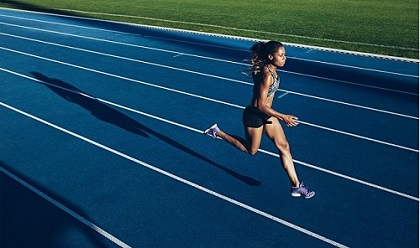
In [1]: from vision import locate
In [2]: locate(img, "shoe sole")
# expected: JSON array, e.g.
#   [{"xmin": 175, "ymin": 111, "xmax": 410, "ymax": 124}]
[
  {"xmin": 291, "ymin": 192, "xmax": 315, "ymax": 199},
  {"xmin": 204, "ymin": 124, "xmax": 218, "ymax": 137}
]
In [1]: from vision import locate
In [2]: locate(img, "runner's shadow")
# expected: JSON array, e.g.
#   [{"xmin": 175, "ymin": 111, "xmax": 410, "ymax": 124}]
[
  {"xmin": 31, "ymin": 72, "xmax": 149, "ymax": 138},
  {"xmin": 31, "ymin": 72, "xmax": 261, "ymax": 186}
]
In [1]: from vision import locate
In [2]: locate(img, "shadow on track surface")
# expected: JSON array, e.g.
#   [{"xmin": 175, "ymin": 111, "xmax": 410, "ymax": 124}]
[
  {"xmin": 31, "ymin": 72, "xmax": 261, "ymax": 187},
  {"xmin": 31, "ymin": 72, "xmax": 151, "ymax": 138},
  {"xmin": 0, "ymin": 162, "xmax": 116, "ymax": 248}
]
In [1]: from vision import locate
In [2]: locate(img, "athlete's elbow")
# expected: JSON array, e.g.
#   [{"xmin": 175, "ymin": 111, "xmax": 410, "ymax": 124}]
[{"xmin": 256, "ymin": 104, "xmax": 268, "ymax": 113}]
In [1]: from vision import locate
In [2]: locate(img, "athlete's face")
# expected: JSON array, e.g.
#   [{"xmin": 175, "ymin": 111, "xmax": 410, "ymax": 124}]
[{"xmin": 270, "ymin": 47, "xmax": 286, "ymax": 67}]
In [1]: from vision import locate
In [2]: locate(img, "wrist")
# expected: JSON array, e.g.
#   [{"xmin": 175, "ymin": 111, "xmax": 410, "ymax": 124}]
[{"xmin": 278, "ymin": 113, "xmax": 285, "ymax": 120}]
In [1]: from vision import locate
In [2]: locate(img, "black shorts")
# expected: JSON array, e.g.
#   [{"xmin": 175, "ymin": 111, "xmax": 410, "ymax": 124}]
[{"xmin": 242, "ymin": 105, "xmax": 272, "ymax": 128}]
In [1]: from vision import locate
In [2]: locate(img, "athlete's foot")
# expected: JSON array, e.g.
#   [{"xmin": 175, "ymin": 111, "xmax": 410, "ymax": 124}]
[
  {"xmin": 204, "ymin": 124, "xmax": 220, "ymax": 138},
  {"xmin": 291, "ymin": 182, "xmax": 315, "ymax": 199}
]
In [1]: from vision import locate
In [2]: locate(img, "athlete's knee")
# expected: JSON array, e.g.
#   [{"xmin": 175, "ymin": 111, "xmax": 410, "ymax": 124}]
[
  {"xmin": 248, "ymin": 150, "xmax": 258, "ymax": 156},
  {"xmin": 246, "ymin": 145, "xmax": 259, "ymax": 155},
  {"xmin": 276, "ymin": 141, "xmax": 290, "ymax": 154}
]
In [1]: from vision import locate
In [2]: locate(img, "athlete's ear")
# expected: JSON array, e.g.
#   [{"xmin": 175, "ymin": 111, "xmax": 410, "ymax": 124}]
[{"xmin": 268, "ymin": 54, "xmax": 273, "ymax": 60}]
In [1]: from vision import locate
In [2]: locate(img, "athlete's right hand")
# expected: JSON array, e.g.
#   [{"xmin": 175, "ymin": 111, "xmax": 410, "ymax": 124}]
[{"xmin": 282, "ymin": 115, "xmax": 299, "ymax": 127}]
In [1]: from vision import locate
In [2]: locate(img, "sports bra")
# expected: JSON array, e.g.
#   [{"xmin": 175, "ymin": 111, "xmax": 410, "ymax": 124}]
[
  {"xmin": 252, "ymin": 66, "xmax": 280, "ymax": 98},
  {"xmin": 266, "ymin": 66, "xmax": 280, "ymax": 97}
]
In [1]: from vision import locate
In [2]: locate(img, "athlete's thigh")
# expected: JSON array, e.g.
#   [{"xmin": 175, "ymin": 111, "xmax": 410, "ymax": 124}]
[
  {"xmin": 245, "ymin": 126, "xmax": 264, "ymax": 152},
  {"xmin": 263, "ymin": 117, "xmax": 287, "ymax": 144}
]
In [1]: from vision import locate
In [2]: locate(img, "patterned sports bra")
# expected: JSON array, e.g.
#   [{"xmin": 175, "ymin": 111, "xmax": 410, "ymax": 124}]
[
  {"xmin": 252, "ymin": 65, "xmax": 280, "ymax": 98},
  {"xmin": 266, "ymin": 66, "xmax": 280, "ymax": 97}
]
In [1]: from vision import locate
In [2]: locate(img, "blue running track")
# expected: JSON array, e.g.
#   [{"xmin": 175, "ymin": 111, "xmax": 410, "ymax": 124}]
[{"xmin": 0, "ymin": 8, "xmax": 418, "ymax": 248}]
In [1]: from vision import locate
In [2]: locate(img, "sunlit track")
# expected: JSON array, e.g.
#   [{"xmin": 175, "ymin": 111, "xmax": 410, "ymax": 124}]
[
  {"xmin": 0, "ymin": 18, "xmax": 417, "ymax": 81},
  {"xmin": 1, "ymin": 67, "xmax": 418, "ymax": 201},
  {"xmin": 0, "ymin": 29, "xmax": 418, "ymax": 116},
  {"xmin": 1, "ymin": 8, "xmax": 418, "ymax": 247},
  {"xmin": 0, "ymin": 46, "xmax": 416, "ymax": 153},
  {"xmin": 0, "ymin": 101, "xmax": 350, "ymax": 248},
  {"xmin": 0, "ymin": 22, "xmax": 417, "ymax": 107}
]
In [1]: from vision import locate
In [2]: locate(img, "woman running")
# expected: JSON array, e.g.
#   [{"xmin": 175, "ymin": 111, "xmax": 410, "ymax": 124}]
[{"xmin": 204, "ymin": 40, "xmax": 315, "ymax": 199}]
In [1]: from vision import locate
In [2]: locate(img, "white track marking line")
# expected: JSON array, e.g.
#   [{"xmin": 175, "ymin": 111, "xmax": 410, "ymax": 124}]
[
  {"xmin": 0, "ymin": 101, "xmax": 349, "ymax": 248},
  {"xmin": 0, "ymin": 29, "xmax": 244, "ymax": 84},
  {"xmin": 1, "ymin": 68, "xmax": 418, "ymax": 202},
  {"xmin": 0, "ymin": 16, "xmax": 417, "ymax": 78},
  {"xmin": 0, "ymin": 46, "xmax": 417, "ymax": 151},
  {"xmin": 0, "ymin": 166, "xmax": 131, "ymax": 248},
  {"xmin": 0, "ymin": 21, "xmax": 418, "ymax": 100},
  {"xmin": 297, "ymin": 120, "xmax": 418, "ymax": 153},
  {"xmin": 0, "ymin": 44, "xmax": 417, "ymax": 151},
  {"xmin": 0, "ymin": 24, "xmax": 417, "ymax": 106},
  {"xmin": 258, "ymin": 149, "xmax": 419, "ymax": 202},
  {"xmin": 277, "ymin": 86, "xmax": 418, "ymax": 120}
]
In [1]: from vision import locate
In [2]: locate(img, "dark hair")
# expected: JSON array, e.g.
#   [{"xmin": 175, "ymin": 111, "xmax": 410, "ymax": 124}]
[{"xmin": 250, "ymin": 41, "xmax": 284, "ymax": 73}]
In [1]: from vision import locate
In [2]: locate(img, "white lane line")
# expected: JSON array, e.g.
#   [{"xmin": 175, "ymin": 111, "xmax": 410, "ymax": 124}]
[
  {"xmin": 0, "ymin": 30, "xmax": 245, "ymax": 84},
  {"xmin": 0, "ymin": 18, "xmax": 417, "ymax": 79},
  {"xmin": 277, "ymin": 92, "xmax": 289, "ymax": 99},
  {"xmin": 0, "ymin": 28, "xmax": 417, "ymax": 115},
  {"xmin": 293, "ymin": 57, "xmax": 419, "ymax": 78},
  {"xmin": 0, "ymin": 21, "xmax": 418, "ymax": 105},
  {"xmin": 278, "ymin": 87, "xmax": 418, "ymax": 120},
  {"xmin": 0, "ymin": 18, "xmax": 245, "ymax": 65},
  {"xmin": 258, "ymin": 150, "xmax": 419, "ymax": 202},
  {"xmin": 1, "ymin": 68, "xmax": 418, "ymax": 202},
  {"xmin": 0, "ymin": 167, "xmax": 131, "ymax": 248},
  {"xmin": 298, "ymin": 120, "xmax": 419, "ymax": 153},
  {"xmin": 0, "ymin": 44, "xmax": 417, "ymax": 153},
  {"xmin": 0, "ymin": 101, "xmax": 349, "ymax": 248}
]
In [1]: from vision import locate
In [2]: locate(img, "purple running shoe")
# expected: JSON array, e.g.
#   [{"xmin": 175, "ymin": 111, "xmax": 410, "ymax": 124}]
[
  {"xmin": 291, "ymin": 182, "xmax": 315, "ymax": 199},
  {"xmin": 204, "ymin": 124, "xmax": 220, "ymax": 138}
]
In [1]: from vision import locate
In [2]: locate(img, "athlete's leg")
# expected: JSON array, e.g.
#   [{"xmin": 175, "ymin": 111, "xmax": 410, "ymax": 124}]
[
  {"xmin": 263, "ymin": 117, "xmax": 300, "ymax": 187},
  {"xmin": 216, "ymin": 126, "xmax": 263, "ymax": 155}
]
